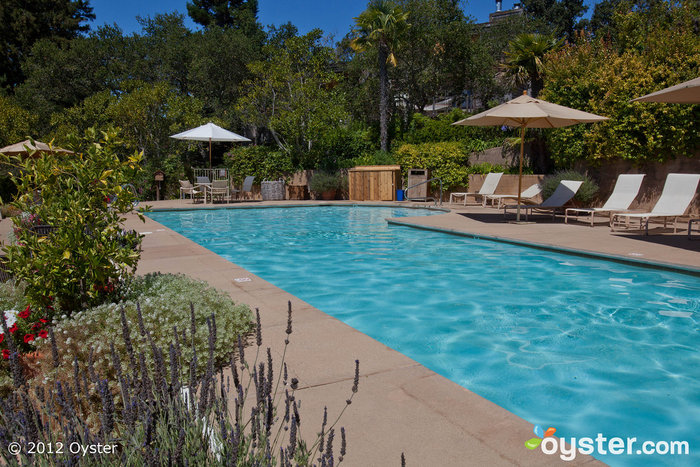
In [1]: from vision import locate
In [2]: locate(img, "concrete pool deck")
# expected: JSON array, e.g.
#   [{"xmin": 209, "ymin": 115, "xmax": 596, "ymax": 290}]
[{"xmin": 6, "ymin": 199, "xmax": 698, "ymax": 465}]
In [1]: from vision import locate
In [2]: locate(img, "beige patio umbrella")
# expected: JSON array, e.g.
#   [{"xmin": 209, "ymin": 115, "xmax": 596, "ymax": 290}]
[
  {"xmin": 453, "ymin": 92, "xmax": 608, "ymax": 222},
  {"xmin": 631, "ymin": 77, "xmax": 700, "ymax": 104},
  {"xmin": 0, "ymin": 139, "xmax": 73, "ymax": 157}
]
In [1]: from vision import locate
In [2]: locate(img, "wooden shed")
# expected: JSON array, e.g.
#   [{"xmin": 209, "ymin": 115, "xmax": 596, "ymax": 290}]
[{"xmin": 348, "ymin": 165, "xmax": 402, "ymax": 201}]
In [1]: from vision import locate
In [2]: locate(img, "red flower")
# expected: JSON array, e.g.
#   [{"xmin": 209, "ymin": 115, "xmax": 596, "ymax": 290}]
[
  {"xmin": 0, "ymin": 333, "xmax": 3, "ymax": 343},
  {"xmin": 39, "ymin": 318, "xmax": 48, "ymax": 324},
  {"xmin": 38, "ymin": 330, "xmax": 48, "ymax": 339},
  {"xmin": 8, "ymin": 324, "xmax": 17, "ymax": 334},
  {"xmin": 23, "ymin": 334, "xmax": 35, "ymax": 344},
  {"xmin": 2, "ymin": 349, "xmax": 9, "ymax": 360},
  {"xmin": 18, "ymin": 305, "xmax": 31, "ymax": 319},
  {"xmin": 31, "ymin": 323, "xmax": 41, "ymax": 330}
]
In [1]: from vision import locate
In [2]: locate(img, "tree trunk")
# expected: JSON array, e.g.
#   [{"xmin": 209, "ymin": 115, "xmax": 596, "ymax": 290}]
[{"xmin": 378, "ymin": 46, "xmax": 389, "ymax": 152}]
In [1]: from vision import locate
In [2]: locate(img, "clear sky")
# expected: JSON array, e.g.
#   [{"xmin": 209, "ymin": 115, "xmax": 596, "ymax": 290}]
[{"xmin": 89, "ymin": 0, "xmax": 601, "ymax": 39}]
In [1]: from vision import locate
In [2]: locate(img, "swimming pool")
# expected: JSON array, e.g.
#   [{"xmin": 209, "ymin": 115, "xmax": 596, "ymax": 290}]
[{"xmin": 148, "ymin": 206, "xmax": 700, "ymax": 466}]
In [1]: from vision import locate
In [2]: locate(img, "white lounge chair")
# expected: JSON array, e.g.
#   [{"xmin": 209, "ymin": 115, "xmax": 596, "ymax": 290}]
[
  {"xmin": 449, "ymin": 172, "xmax": 503, "ymax": 206},
  {"xmin": 504, "ymin": 180, "xmax": 583, "ymax": 221},
  {"xmin": 565, "ymin": 174, "xmax": 645, "ymax": 227},
  {"xmin": 484, "ymin": 183, "xmax": 542, "ymax": 209},
  {"xmin": 610, "ymin": 173, "xmax": 700, "ymax": 234}
]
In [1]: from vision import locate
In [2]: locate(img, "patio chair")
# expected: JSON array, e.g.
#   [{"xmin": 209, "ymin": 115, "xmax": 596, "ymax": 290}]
[
  {"xmin": 484, "ymin": 183, "xmax": 542, "ymax": 209},
  {"xmin": 610, "ymin": 173, "xmax": 700, "ymax": 235},
  {"xmin": 449, "ymin": 172, "xmax": 503, "ymax": 206},
  {"xmin": 565, "ymin": 174, "xmax": 645, "ymax": 227},
  {"xmin": 208, "ymin": 179, "xmax": 230, "ymax": 203},
  {"xmin": 179, "ymin": 180, "xmax": 198, "ymax": 199},
  {"xmin": 503, "ymin": 180, "xmax": 583, "ymax": 221},
  {"xmin": 232, "ymin": 176, "xmax": 255, "ymax": 200}
]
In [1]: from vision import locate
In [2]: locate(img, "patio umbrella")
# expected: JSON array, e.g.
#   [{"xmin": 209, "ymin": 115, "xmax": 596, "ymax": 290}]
[
  {"xmin": 631, "ymin": 76, "xmax": 700, "ymax": 104},
  {"xmin": 453, "ymin": 92, "xmax": 608, "ymax": 222},
  {"xmin": 170, "ymin": 122, "xmax": 250, "ymax": 168},
  {"xmin": 0, "ymin": 139, "xmax": 73, "ymax": 157}
]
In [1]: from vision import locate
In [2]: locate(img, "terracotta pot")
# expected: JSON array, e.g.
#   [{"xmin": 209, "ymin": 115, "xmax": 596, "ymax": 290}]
[{"xmin": 320, "ymin": 190, "xmax": 336, "ymax": 200}]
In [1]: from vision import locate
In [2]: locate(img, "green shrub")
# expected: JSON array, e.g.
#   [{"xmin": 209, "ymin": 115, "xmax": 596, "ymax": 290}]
[
  {"xmin": 468, "ymin": 162, "xmax": 507, "ymax": 174},
  {"xmin": 37, "ymin": 273, "xmax": 254, "ymax": 388},
  {"xmin": 309, "ymin": 172, "xmax": 345, "ymax": 194},
  {"xmin": 399, "ymin": 109, "xmax": 505, "ymax": 147},
  {"xmin": 351, "ymin": 150, "xmax": 397, "ymax": 167},
  {"xmin": 393, "ymin": 142, "xmax": 472, "ymax": 190},
  {"xmin": 224, "ymin": 145, "xmax": 295, "ymax": 185},
  {"xmin": 541, "ymin": 170, "xmax": 599, "ymax": 204},
  {"xmin": 540, "ymin": 3, "xmax": 699, "ymax": 166},
  {"xmin": 1, "ymin": 129, "xmax": 144, "ymax": 314}
]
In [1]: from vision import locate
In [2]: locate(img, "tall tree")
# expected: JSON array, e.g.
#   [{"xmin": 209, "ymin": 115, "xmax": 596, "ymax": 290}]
[
  {"xmin": 393, "ymin": 0, "xmax": 477, "ymax": 115},
  {"xmin": 351, "ymin": 0, "xmax": 410, "ymax": 152},
  {"xmin": 186, "ymin": 0, "xmax": 262, "ymax": 40},
  {"xmin": 521, "ymin": 0, "xmax": 588, "ymax": 40},
  {"xmin": 236, "ymin": 29, "xmax": 349, "ymax": 168},
  {"xmin": 503, "ymin": 32, "xmax": 563, "ymax": 97},
  {"xmin": 0, "ymin": 0, "xmax": 94, "ymax": 90}
]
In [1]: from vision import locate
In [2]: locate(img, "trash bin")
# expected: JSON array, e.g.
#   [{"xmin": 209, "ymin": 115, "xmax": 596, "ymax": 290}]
[
  {"xmin": 396, "ymin": 189, "xmax": 404, "ymax": 201},
  {"xmin": 407, "ymin": 169, "xmax": 429, "ymax": 199}
]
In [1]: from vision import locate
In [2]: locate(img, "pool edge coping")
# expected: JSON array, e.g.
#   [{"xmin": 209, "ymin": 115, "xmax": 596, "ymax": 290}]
[{"xmin": 386, "ymin": 217, "xmax": 700, "ymax": 277}]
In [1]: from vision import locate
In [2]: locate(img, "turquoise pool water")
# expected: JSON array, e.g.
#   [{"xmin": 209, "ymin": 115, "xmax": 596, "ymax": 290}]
[{"xmin": 148, "ymin": 206, "xmax": 700, "ymax": 466}]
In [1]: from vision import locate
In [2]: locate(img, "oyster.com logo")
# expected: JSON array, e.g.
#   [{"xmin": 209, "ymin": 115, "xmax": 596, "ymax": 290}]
[{"xmin": 525, "ymin": 424, "xmax": 557, "ymax": 450}]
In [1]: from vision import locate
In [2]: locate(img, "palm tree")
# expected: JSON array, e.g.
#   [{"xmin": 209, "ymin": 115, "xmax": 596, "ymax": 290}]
[
  {"xmin": 351, "ymin": 0, "xmax": 409, "ymax": 152},
  {"xmin": 503, "ymin": 33, "xmax": 563, "ymax": 98}
]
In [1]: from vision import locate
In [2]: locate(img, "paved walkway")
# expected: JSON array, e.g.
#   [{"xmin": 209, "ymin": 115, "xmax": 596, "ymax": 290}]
[{"xmin": 10, "ymin": 199, "xmax": 699, "ymax": 465}]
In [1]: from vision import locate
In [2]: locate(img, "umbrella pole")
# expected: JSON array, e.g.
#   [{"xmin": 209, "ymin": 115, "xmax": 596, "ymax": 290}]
[
  {"xmin": 209, "ymin": 138, "xmax": 212, "ymax": 169},
  {"xmin": 517, "ymin": 126, "xmax": 525, "ymax": 222}
]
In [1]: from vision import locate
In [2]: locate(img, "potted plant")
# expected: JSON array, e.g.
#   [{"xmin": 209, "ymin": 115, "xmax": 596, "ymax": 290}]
[{"xmin": 309, "ymin": 172, "xmax": 344, "ymax": 200}]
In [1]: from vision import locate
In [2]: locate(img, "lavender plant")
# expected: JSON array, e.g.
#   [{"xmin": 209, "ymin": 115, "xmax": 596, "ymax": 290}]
[{"xmin": 0, "ymin": 301, "xmax": 359, "ymax": 466}]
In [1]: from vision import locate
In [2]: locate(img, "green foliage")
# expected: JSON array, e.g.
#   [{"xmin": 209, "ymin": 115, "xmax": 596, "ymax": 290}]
[
  {"xmin": 0, "ymin": 96, "xmax": 38, "ymax": 148},
  {"xmin": 469, "ymin": 162, "xmax": 508, "ymax": 175},
  {"xmin": 50, "ymin": 82, "xmax": 206, "ymax": 199},
  {"xmin": 0, "ymin": 0, "xmax": 94, "ymax": 90},
  {"xmin": 309, "ymin": 172, "xmax": 346, "ymax": 194},
  {"xmin": 237, "ymin": 29, "xmax": 348, "ymax": 169},
  {"xmin": 541, "ymin": 170, "xmax": 599, "ymax": 204},
  {"xmin": 540, "ymin": 1, "xmax": 700, "ymax": 166},
  {"xmin": 521, "ymin": 0, "xmax": 589, "ymax": 40},
  {"xmin": 223, "ymin": 145, "xmax": 294, "ymax": 185},
  {"xmin": 39, "ymin": 273, "xmax": 254, "ymax": 386},
  {"xmin": 503, "ymin": 33, "xmax": 564, "ymax": 97},
  {"xmin": 188, "ymin": 26, "xmax": 261, "ymax": 123},
  {"xmin": 187, "ymin": 0, "xmax": 262, "ymax": 40},
  {"xmin": 393, "ymin": 142, "xmax": 471, "ymax": 190},
  {"xmin": 352, "ymin": 150, "xmax": 397, "ymax": 167},
  {"xmin": 399, "ymin": 109, "xmax": 505, "ymax": 148},
  {"xmin": 391, "ymin": 0, "xmax": 484, "ymax": 119},
  {"xmin": 351, "ymin": 0, "xmax": 411, "ymax": 151},
  {"xmin": 2, "ymin": 129, "xmax": 144, "ymax": 314}
]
